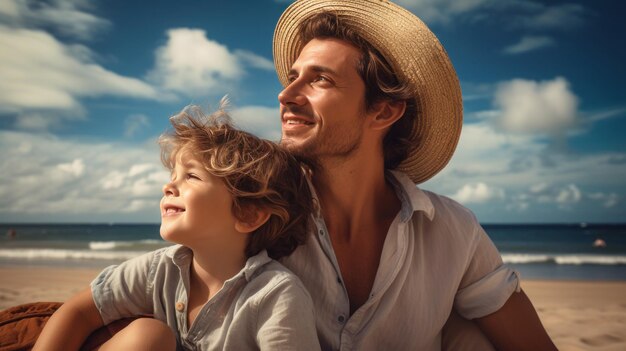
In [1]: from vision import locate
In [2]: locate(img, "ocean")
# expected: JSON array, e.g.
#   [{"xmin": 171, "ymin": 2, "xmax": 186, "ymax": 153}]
[{"xmin": 1, "ymin": 223, "xmax": 625, "ymax": 281}]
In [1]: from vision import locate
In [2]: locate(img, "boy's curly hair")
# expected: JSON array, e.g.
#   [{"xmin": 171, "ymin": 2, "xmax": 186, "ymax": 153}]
[{"xmin": 159, "ymin": 98, "xmax": 313, "ymax": 260}]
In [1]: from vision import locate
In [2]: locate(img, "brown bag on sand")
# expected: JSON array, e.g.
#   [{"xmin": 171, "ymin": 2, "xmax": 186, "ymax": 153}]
[
  {"xmin": 0, "ymin": 302, "xmax": 61, "ymax": 351},
  {"xmin": 0, "ymin": 302, "xmax": 138, "ymax": 351}
]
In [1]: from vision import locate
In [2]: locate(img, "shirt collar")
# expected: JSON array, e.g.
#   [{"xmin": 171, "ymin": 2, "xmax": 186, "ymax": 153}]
[
  {"xmin": 387, "ymin": 170, "xmax": 435, "ymax": 222},
  {"xmin": 165, "ymin": 244, "xmax": 272, "ymax": 282},
  {"xmin": 241, "ymin": 249, "xmax": 272, "ymax": 281},
  {"xmin": 305, "ymin": 170, "xmax": 435, "ymax": 223},
  {"xmin": 166, "ymin": 244, "xmax": 192, "ymax": 265}
]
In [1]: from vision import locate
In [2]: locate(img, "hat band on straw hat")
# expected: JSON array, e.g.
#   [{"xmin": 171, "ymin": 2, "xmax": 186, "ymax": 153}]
[{"xmin": 273, "ymin": 0, "xmax": 463, "ymax": 184}]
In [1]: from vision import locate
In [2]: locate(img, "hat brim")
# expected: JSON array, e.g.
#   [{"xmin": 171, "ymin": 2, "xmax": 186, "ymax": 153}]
[{"xmin": 273, "ymin": 0, "xmax": 463, "ymax": 184}]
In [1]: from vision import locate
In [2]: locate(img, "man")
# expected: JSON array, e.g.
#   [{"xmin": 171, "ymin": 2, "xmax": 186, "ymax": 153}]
[{"xmin": 274, "ymin": 1, "xmax": 557, "ymax": 350}]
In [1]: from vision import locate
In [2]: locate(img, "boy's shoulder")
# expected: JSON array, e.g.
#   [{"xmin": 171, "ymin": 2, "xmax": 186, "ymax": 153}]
[
  {"xmin": 241, "ymin": 257, "xmax": 311, "ymax": 303},
  {"xmin": 251, "ymin": 259, "xmax": 304, "ymax": 287}
]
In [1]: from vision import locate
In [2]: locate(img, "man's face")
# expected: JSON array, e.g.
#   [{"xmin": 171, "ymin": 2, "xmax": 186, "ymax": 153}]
[{"xmin": 278, "ymin": 38, "xmax": 368, "ymax": 161}]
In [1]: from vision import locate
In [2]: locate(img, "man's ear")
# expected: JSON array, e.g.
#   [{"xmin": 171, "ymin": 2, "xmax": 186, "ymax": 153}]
[
  {"xmin": 234, "ymin": 206, "xmax": 271, "ymax": 234},
  {"xmin": 369, "ymin": 100, "xmax": 406, "ymax": 131}
]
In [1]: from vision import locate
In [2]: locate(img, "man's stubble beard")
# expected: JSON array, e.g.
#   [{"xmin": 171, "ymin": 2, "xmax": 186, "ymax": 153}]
[{"xmin": 280, "ymin": 119, "xmax": 364, "ymax": 173}]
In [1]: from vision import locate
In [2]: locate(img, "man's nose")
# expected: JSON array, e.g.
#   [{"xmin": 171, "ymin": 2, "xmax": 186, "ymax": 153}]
[{"xmin": 278, "ymin": 80, "xmax": 307, "ymax": 106}]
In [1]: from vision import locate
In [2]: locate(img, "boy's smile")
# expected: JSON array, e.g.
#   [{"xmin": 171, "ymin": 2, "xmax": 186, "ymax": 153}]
[{"xmin": 161, "ymin": 203, "xmax": 185, "ymax": 216}]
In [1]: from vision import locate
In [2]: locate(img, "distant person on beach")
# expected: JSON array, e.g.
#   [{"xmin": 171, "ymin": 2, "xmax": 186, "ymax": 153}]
[
  {"xmin": 6, "ymin": 228, "xmax": 16, "ymax": 240},
  {"xmin": 593, "ymin": 238, "xmax": 607, "ymax": 248},
  {"xmin": 273, "ymin": 0, "xmax": 557, "ymax": 349},
  {"xmin": 34, "ymin": 101, "xmax": 320, "ymax": 350}
]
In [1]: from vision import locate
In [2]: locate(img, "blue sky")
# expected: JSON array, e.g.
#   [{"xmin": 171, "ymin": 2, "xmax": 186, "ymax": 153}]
[{"xmin": 1, "ymin": 0, "xmax": 625, "ymax": 224}]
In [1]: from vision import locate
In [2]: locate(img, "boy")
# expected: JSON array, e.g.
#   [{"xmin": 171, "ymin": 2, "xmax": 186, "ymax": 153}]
[{"xmin": 34, "ymin": 101, "xmax": 320, "ymax": 351}]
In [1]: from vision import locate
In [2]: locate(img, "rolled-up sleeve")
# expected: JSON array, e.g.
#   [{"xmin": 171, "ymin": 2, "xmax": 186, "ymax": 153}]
[
  {"xmin": 454, "ymin": 222, "xmax": 520, "ymax": 320},
  {"xmin": 90, "ymin": 250, "xmax": 157, "ymax": 324}
]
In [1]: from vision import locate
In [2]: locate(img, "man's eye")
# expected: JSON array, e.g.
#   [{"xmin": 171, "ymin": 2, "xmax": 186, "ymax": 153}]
[
  {"xmin": 287, "ymin": 75, "xmax": 297, "ymax": 84},
  {"xmin": 313, "ymin": 75, "xmax": 331, "ymax": 84}
]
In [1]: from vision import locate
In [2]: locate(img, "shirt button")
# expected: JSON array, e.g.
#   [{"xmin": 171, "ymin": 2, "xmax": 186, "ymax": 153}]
[
  {"xmin": 337, "ymin": 277, "xmax": 342, "ymax": 284},
  {"xmin": 175, "ymin": 302, "xmax": 185, "ymax": 311},
  {"xmin": 338, "ymin": 315, "xmax": 345, "ymax": 323},
  {"xmin": 319, "ymin": 229, "xmax": 324, "ymax": 236}
]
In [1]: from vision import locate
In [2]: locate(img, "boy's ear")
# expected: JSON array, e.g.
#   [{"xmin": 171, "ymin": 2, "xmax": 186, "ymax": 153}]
[
  {"xmin": 369, "ymin": 100, "xmax": 406, "ymax": 131},
  {"xmin": 234, "ymin": 206, "xmax": 271, "ymax": 234}
]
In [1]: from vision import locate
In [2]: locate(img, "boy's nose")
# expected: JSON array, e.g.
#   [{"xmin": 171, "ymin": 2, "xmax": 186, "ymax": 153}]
[{"xmin": 162, "ymin": 182, "xmax": 179, "ymax": 196}]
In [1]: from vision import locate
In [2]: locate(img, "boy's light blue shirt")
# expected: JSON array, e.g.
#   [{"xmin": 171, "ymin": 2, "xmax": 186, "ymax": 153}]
[{"xmin": 91, "ymin": 245, "xmax": 320, "ymax": 351}]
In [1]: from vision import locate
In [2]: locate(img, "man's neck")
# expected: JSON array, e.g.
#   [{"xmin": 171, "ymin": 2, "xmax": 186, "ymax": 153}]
[
  {"xmin": 312, "ymin": 154, "xmax": 400, "ymax": 242},
  {"xmin": 312, "ymin": 154, "xmax": 401, "ymax": 313}
]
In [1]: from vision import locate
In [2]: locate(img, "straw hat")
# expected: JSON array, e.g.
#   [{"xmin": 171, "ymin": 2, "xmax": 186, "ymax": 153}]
[{"xmin": 273, "ymin": 0, "xmax": 463, "ymax": 184}]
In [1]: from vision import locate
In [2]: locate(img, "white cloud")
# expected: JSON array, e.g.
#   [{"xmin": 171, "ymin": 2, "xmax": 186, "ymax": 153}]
[
  {"xmin": 442, "ymin": 122, "xmax": 540, "ymax": 177},
  {"xmin": 503, "ymin": 35, "xmax": 554, "ymax": 54},
  {"xmin": 424, "ymin": 119, "xmax": 626, "ymax": 219},
  {"xmin": 234, "ymin": 50, "xmax": 275, "ymax": 71},
  {"xmin": 0, "ymin": 25, "xmax": 165, "ymax": 126},
  {"xmin": 0, "ymin": 102, "xmax": 282, "ymax": 222},
  {"xmin": 0, "ymin": 0, "xmax": 20, "ymax": 17},
  {"xmin": 517, "ymin": 3, "xmax": 585, "ymax": 30},
  {"xmin": 451, "ymin": 182, "xmax": 505, "ymax": 204},
  {"xmin": 555, "ymin": 184, "xmax": 581, "ymax": 207},
  {"xmin": 57, "ymin": 158, "xmax": 85, "ymax": 177},
  {"xmin": 0, "ymin": 130, "xmax": 167, "ymax": 220},
  {"xmin": 145, "ymin": 29, "xmax": 277, "ymax": 98},
  {"xmin": 0, "ymin": 0, "xmax": 110, "ymax": 40},
  {"xmin": 125, "ymin": 114, "xmax": 151, "ymax": 138},
  {"xmin": 13, "ymin": 112, "xmax": 68, "ymax": 131},
  {"xmin": 529, "ymin": 182, "xmax": 549, "ymax": 193},
  {"xmin": 395, "ymin": 0, "xmax": 491, "ymax": 24},
  {"xmin": 493, "ymin": 77, "xmax": 578, "ymax": 134},
  {"xmin": 128, "ymin": 164, "xmax": 157, "ymax": 177},
  {"xmin": 102, "ymin": 171, "xmax": 126, "ymax": 190},
  {"xmin": 230, "ymin": 106, "xmax": 281, "ymax": 140},
  {"xmin": 512, "ymin": 183, "xmax": 621, "ymax": 211},
  {"xmin": 587, "ymin": 107, "xmax": 626, "ymax": 123},
  {"xmin": 395, "ymin": 0, "xmax": 585, "ymax": 30},
  {"xmin": 147, "ymin": 28, "xmax": 243, "ymax": 97},
  {"xmin": 588, "ymin": 192, "xmax": 620, "ymax": 208}
]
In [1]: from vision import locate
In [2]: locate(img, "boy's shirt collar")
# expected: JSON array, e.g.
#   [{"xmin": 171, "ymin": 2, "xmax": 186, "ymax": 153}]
[{"xmin": 165, "ymin": 244, "xmax": 272, "ymax": 282}]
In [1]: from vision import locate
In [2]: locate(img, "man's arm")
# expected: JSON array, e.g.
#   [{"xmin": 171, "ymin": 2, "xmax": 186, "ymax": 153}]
[
  {"xmin": 475, "ymin": 288, "xmax": 557, "ymax": 351},
  {"xmin": 33, "ymin": 287, "xmax": 104, "ymax": 351}
]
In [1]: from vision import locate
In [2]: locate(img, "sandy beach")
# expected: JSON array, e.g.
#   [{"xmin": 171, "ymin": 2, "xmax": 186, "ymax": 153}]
[{"xmin": 1, "ymin": 265, "xmax": 625, "ymax": 350}]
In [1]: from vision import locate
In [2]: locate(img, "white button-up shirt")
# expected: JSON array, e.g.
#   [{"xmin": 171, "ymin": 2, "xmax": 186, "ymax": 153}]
[{"xmin": 281, "ymin": 171, "xmax": 519, "ymax": 350}]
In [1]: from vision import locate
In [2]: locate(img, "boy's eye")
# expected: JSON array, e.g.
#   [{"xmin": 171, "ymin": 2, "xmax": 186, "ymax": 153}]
[
  {"xmin": 186, "ymin": 173, "xmax": 200, "ymax": 180},
  {"xmin": 287, "ymin": 75, "xmax": 297, "ymax": 84}
]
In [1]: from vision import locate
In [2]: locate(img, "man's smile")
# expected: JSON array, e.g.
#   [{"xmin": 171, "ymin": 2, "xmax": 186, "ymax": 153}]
[{"xmin": 282, "ymin": 114, "xmax": 315, "ymax": 131}]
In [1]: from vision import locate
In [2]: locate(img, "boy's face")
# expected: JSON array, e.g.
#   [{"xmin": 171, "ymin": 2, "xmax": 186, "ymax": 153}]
[{"xmin": 159, "ymin": 151, "xmax": 237, "ymax": 247}]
